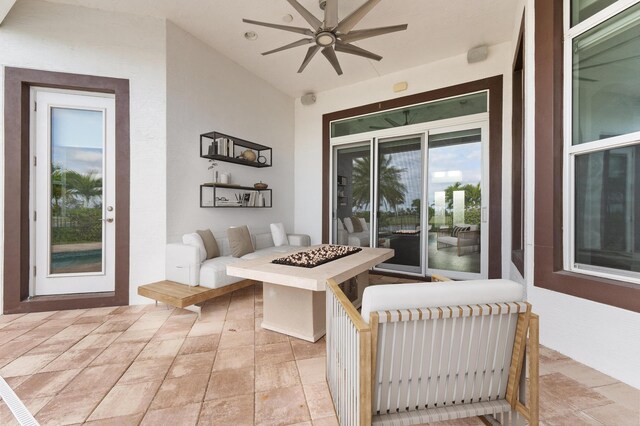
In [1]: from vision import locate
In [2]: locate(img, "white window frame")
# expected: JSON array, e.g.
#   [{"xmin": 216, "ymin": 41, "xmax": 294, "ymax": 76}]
[{"xmin": 563, "ymin": 0, "xmax": 640, "ymax": 285}]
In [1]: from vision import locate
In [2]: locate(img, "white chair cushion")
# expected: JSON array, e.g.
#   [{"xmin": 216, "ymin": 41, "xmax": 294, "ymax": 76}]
[
  {"xmin": 359, "ymin": 217, "xmax": 369, "ymax": 232},
  {"xmin": 361, "ymin": 279, "xmax": 524, "ymax": 323},
  {"xmin": 199, "ymin": 256, "xmax": 244, "ymax": 289},
  {"xmin": 270, "ymin": 223, "xmax": 289, "ymax": 247},
  {"xmin": 343, "ymin": 217, "xmax": 354, "ymax": 233},
  {"xmin": 337, "ymin": 218, "xmax": 345, "ymax": 231},
  {"xmin": 182, "ymin": 233, "xmax": 206, "ymax": 263}
]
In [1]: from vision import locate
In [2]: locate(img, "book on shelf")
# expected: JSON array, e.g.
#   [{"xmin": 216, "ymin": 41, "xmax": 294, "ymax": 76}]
[{"xmin": 214, "ymin": 137, "xmax": 234, "ymax": 157}]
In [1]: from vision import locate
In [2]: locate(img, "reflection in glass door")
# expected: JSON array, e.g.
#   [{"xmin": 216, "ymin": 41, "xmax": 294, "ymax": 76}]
[
  {"xmin": 427, "ymin": 127, "xmax": 485, "ymax": 278},
  {"xmin": 375, "ymin": 136, "xmax": 424, "ymax": 274},
  {"xmin": 333, "ymin": 143, "xmax": 372, "ymax": 248}
]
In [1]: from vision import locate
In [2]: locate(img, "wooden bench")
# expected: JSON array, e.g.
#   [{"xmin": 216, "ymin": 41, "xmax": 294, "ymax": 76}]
[{"xmin": 137, "ymin": 279, "xmax": 255, "ymax": 319}]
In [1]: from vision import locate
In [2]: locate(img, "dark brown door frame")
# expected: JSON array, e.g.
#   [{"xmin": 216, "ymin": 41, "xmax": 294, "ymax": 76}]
[
  {"xmin": 3, "ymin": 67, "xmax": 130, "ymax": 314},
  {"xmin": 322, "ymin": 76, "xmax": 504, "ymax": 278}
]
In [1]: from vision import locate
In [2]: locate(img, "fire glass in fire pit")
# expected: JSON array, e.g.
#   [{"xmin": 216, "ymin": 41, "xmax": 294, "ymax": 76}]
[{"xmin": 272, "ymin": 245, "xmax": 362, "ymax": 268}]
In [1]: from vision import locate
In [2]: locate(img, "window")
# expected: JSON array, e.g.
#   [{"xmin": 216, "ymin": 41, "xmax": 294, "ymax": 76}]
[{"xmin": 565, "ymin": 0, "xmax": 640, "ymax": 284}]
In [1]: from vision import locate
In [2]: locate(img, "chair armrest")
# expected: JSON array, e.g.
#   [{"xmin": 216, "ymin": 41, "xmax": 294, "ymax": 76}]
[
  {"xmin": 437, "ymin": 229, "xmax": 451, "ymax": 237},
  {"xmin": 458, "ymin": 230, "xmax": 480, "ymax": 241},
  {"xmin": 288, "ymin": 234, "xmax": 311, "ymax": 247},
  {"xmin": 166, "ymin": 243, "xmax": 200, "ymax": 286}
]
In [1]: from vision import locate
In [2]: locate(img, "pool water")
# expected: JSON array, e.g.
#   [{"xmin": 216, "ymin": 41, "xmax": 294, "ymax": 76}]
[{"xmin": 51, "ymin": 249, "xmax": 102, "ymax": 273}]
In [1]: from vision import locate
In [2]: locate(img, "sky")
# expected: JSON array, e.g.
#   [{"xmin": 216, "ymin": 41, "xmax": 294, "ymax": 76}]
[{"xmin": 51, "ymin": 107, "xmax": 103, "ymax": 176}]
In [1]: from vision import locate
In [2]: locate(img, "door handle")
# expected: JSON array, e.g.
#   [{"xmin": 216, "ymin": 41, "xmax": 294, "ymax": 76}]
[{"xmin": 102, "ymin": 218, "xmax": 114, "ymax": 223}]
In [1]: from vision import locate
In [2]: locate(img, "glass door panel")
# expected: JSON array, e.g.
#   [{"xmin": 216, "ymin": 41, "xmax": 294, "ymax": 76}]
[
  {"xmin": 375, "ymin": 136, "xmax": 423, "ymax": 274},
  {"xmin": 333, "ymin": 143, "xmax": 372, "ymax": 247},
  {"xmin": 427, "ymin": 128, "xmax": 483, "ymax": 277}
]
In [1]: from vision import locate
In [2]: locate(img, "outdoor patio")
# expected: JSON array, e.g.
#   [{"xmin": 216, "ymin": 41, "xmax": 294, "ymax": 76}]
[{"xmin": 0, "ymin": 276, "xmax": 637, "ymax": 425}]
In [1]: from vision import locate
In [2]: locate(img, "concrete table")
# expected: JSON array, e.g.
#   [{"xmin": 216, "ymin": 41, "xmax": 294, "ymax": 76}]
[{"xmin": 227, "ymin": 245, "xmax": 394, "ymax": 342}]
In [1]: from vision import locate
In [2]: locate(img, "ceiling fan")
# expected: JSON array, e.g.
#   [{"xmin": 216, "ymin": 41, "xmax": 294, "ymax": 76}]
[
  {"xmin": 370, "ymin": 110, "xmax": 415, "ymax": 130},
  {"xmin": 243, "ymin": 0, "xmax": 408, "ymax": 75}
]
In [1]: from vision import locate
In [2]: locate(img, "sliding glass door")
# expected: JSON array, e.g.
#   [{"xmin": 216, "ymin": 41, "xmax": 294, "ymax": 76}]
[{"xmin": 374, "ymin": 135, "xmax": 424, "ymax": 274}]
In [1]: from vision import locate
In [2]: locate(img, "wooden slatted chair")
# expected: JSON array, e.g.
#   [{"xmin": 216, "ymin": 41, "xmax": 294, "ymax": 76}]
[{"xmin": 326, "ymin": 278, "xmax": 539, "ymax": 426}]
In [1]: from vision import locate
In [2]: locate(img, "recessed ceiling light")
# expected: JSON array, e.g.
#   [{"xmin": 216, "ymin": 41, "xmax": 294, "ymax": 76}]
[
  {"xmin": 244, "ymin": 31, "xmax": 258, "ymax": 41},
  {"xmin": 282, "ymin": 14, "xmax": 293, "ymax": 23}
]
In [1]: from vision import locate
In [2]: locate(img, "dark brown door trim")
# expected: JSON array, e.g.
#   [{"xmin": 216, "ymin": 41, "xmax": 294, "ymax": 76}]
[
  {"xmin": 3, "ymin": 67, "xmax": 130, "ymax": 314},
  {"xmin": 534, "ymin": 0, "xmax": 639, "ymax": 312},
  {"xmin": 322, "ymin": 76, "xmax": 503, "ymax": 278}
]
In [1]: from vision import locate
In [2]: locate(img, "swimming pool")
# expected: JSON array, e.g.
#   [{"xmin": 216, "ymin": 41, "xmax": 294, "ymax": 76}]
[{"xmin": 51, "ymin": 249, "xmax": 102, "ymax": 274}]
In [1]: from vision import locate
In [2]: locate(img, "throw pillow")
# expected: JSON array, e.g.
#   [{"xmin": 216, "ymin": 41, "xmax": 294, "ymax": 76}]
[
  {"xmin": 351, "ymin": 216, "xmax": 363, "ymax": 233},
  {"xmin": 182, "ymin": 233, "xmax": 207, "ymax": 263},
  {"xmin": 343, "ymin": 217, "xmax": 355, "ymax": 233},
  {"xmin": 451, "ymin": 225, "xmax": 462, "ymax": 237},
  {"xmin": 196, "ymin": 229, "xmax": 219, "ymax": 259},
  {"xmin": 227, "ymin": 226, "xmax": 254, "ymax": 257},
  {"xmin": 336, "ymin": 218, "xmax": 345, "ymax": 230},
  {"xmin": 358, "ymin": 217, "xmax": 368, "ymax": 232},
  {"xmin": 270, "ymin": 223, "xmax": 289, "ymax": 247}
]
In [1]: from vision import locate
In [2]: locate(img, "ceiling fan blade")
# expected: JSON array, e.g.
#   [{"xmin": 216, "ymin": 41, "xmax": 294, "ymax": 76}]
[
  {"xmin": 285, "ymin": 0, "xmax": 322, "ymax": 30},
  {"xmin": 336, "ymin": 0, "xmax": 382, "ymax": 34},
  {"xmin": 339, "ymin": 24, "xmax": 408, "ymax": 43},
  {"xmin": 262, "ymin": 38, "xmax": 314, "ymax": 55},
  {"xmin": 334, "ymin": 41, "xmax": 382, "ymax": 61},
  {"xmin": 243, "ymin": 19, "xmax": 314, "ymax": 36},
  {"xmin": 322, "ymin": 47, "xmax": 343, "ymax": 75},
  {"xmin": 384, "ymin": 118, "xmax": 401, "ymax": 127},
  {"xmin": 298, "ymin": 45, "xmax": 322, "ymax": 73},
  {"xmin": 324, "ymin": 0, "xmax": 339, "ymax": 29}
]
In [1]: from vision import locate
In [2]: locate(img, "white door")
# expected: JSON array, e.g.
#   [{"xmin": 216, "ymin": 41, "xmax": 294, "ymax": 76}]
[{"xmin": 32, "ymin": 89, "xmax": 116, "ymax": 295}]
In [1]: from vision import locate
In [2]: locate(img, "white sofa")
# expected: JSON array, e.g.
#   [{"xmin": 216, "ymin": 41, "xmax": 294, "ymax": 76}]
[
  {"xmin": 336, "ymin": 217, "xmax": 370, "ymax": 247},
  {"xmin": 166, "ymin": 231, "xmax": 310, "ymax": 288},
  {"xmin": 436, "ymin": 223, "xmax": 480, "ymax": 256}
]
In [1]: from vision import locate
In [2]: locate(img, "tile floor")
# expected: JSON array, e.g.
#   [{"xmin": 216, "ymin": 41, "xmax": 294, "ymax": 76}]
[{"xmin": 0, "ymin": 276, "xmax": 638, "ymax": 425}]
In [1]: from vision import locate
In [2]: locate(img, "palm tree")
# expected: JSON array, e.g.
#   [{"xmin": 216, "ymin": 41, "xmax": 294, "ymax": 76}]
[
  {"xmin": 444, "ymin": 182, "xmax": 482, "ymax": 224},
  {"xmin": 66, "ymin": 171, "xmax": 102, "ymax": 208},
  {"xmin": 351, "ymin": 154, "xmax": 407, "ymax": 212}
]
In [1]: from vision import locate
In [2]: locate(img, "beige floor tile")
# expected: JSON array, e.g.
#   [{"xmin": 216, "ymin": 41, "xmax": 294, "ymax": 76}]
[
  {"xmin": 87, "ymin": 380, "xmax": 161, "ymax": 421},
  {"xmin": 199, "ymin": 394, "xmax": 254, "ymax": 426},
  {"xmin": 83, "ymin": 414, "xmax": 144, "ymax": 425},
  {"xmin": 167, "ymin": 351, "xmax": 215, "ymax": 379},
  {"xmin": 225, "ymin": 308, "xmax": 255, "ymax": 321},
  {"xmin": 187, "ymin": 319, "xmax": 224, "ymax": 337},
  {"xmin": 291, "ymin": 338, "xmax": 326, "ymax": 360},
  {"xmin": 539, "ymin": 373, "xmax": 612, "ymax": 418},
  {"xmin": 255, "ymin": 361, "xmax": 301, "ymax": 392},
  {"xmin": 0, "ymin": 313, "xmax": 26, "ymax": 324},
  {"xmin": 179, "ymin": 335, "xmax": 219, "ymax": 355},
  {"xmin": 219, "ymin": 330, "xmax": 255, "ymax": 349},
  {"xmin": 152, "ymin": 320, "xmax": 196, "ymax": 341},
  {"xmin": 136, "ymin": 338, "xmax": 184, "ymax": 361},
  {"xmin": 0, "ymin": 396, "xmax": 52, "ymax": 425},
  {"xmin": 297, "ymin": 357, "xmax": 326, "ymax": 385},
  {"xmin": 49, "ymin": 323, "xmax": 101, "ymax": 340},
  {"xmin": 14, "ymin": 368, "xmax": 82, "ymax": 399},
  {"xmin": 91, "ymin": 320, "xmax": 136, "ymax": 335},
  {"xmin": 551, "ymin": 359, "xmax": 619, "ymax": 388},
  {"xmin": 40, "ymin": 348, "xmax": 103, "ymax": 372},
  {"xmin": 27, "ymin": 337, "xmax": 78, "ymax": 356},
  {"xmin": 255, "ymin": 384, "xmax": 311, "ymax": 426},
  {"xmin": 206, "ymin": 366, "xmax": 255, "ymax": 400},
  {"xmin": 0, "ymin": 352, "xmax": 60, "ymax": 377},
  {"xmin": 117, "ymin": 357, "xmax": 173, "ymax": 384},
  {"xmin": 140, "ymin": 402, "xmax": 201, "ymax": 426},
  {"xmin": 60, "ymin": 363, "xmax": 129, "ymax": 396},
  {"xmin": 541, "ymin": 411, "xmax": 604, "ymax": 425},
  {"xmin": 79, "ymin": 307, "xmax": 117, "ymax": 317},
  {"xmin": 582, "ymin": 402, "xmax": 640, "ymax": 426},
  {"xmin": 150, "ymin": 373, "xmax": 209, "ymax": 409},
  {"xmin": 592, "ymin": 382, "xmax": 640, "ymax": 411},
  {"xmin": 213, "ymin": 346, "xmax": 255, "ymax": 371},
  {"xmin": 4, "ymin": 374, "xmax": 30, "ymax": 389},
  {"xmin": 225, "ymin": 318, "xmax": 257, "ymax": 333},
  {"xmin": 90, "ymin": 342, "xmax": 146, "ymax": 366},
  {"xmin": 255, "ymin": 328, "xmax": 290, "ymax": 346},
  {"xmin": 312, "ymin": 416, "xmax": 339, "ymax": 426},
  {"xmin": 70, "ymin": 331, "xmax": 122, "ymax": 350},
  {"xmin": 113, "ymin": 328, "xmax": 156, "ymax": 344},
  {"xmin": 304, "ymin": 382, "xmax": 335, "ymax": 420},
  {"xmin": 255, "ymin": 342, "xmax": 294, "ymax": 365},
  {"xmin": 36, "ymin": 391, "xmax": 105, "ymax": 425},
  {"xmin": 0, "ymin": 338, "xmax": 44, "ymax": 359}
]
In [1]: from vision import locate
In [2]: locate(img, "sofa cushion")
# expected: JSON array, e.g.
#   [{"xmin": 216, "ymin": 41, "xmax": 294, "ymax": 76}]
[
  {"xmin": 197, "ymin": 229, "xmax": 219, "ymax": 259},
  {"xmin": 351, "ymin": 216, "xmax": 363, "ymax": 232},
  {"xmin": 270, "ymin": 223, "xmax": 289, "ymax": 247},
  {"xmin": 361, "ymin": 279, "xmax": 524, "ymax": 323},
  {"xmin": 337, "ymin": 218, "xmax": 345, "ymax": 230},
  {"xmin": 228, "ymin": 226, "xmax": 254, "ymax": 258},
  {"xmin": 183, "ymin": 233, "xmax": 206, "ymax": 263},
  {"xmin": 347, "ymin": 232, "xmax": 370, "ymax": 247},
  {"xmin": 199, "ymin": 256, "xmax": 244, "ymax": 289},
  {"xmin": 241, "ymin": 245, "xmax": 297, "ymax": 260},
  {"xmin": 358, "ymin": 217, "xmax": 369, "ymax": 232},
  {"xmin": 343, "ymin": 217, "xmax": 354, "ymax": 233}
]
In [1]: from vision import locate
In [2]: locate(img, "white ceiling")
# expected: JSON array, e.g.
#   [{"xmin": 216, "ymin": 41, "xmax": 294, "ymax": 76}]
[{"xmin": 42, "ymin": 0, "xmax": 519, "ymax": 97}]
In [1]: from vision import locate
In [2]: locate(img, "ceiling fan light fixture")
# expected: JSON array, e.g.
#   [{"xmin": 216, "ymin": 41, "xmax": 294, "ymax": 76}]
[
  {"xmin": 244, "ymin": 31, "xmax": 258, "ymax": 41},
  {"xmin": 316, "ymin": 31, "xmax": 336, "ymax": 46}
]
